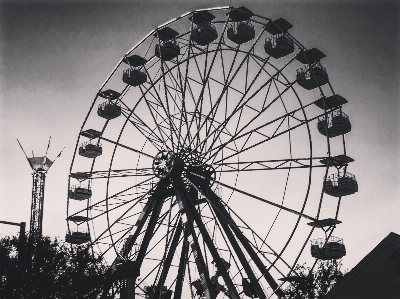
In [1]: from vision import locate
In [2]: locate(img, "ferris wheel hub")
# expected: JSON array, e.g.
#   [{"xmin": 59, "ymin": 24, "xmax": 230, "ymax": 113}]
[
  {"xmin": 152, "ymin": 148, "xmax": 215, "ymax": 189},
  {"xmin": 152, "ymin": 150, "xmax": 176, "ymax": 178}
]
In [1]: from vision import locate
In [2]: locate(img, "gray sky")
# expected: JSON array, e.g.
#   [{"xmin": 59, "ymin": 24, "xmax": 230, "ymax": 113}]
[{"xmin": 1, "ymin": 0, "xmax": 399, "ymax": 273}]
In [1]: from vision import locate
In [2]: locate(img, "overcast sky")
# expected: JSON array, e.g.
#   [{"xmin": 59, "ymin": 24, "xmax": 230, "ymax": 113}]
[{"xmin": 1, "ymin": 0, "xmax": 399, "ymax": 272}]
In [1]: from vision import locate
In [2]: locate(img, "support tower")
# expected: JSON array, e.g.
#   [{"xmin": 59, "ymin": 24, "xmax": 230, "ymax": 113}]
[{"xmin": 18, "ymin": 138, "xmax": 63, "ymax": 242}]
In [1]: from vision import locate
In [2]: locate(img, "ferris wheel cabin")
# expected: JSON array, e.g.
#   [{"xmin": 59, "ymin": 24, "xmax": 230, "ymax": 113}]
[
  {"xmin": 66, "ymin": 215, "xmax": 91, "ymax": 245},
  {"xmin": 122, "ymin": 69, "xmax": 147, "ymax": 87},
  {"xmin": 190, "ymin": 11, "xmax": 218, "ymax": 46},
  {"xmin": 122, "ymin": 55, "xmax": 148, "ymax": 86},
  {"xmin": 310, "ymin": 236, "xmax": 346, "ymax": 260},
  {"xmin": 264, "ymin": 34, "xmax": 295, "ymax": 59},
  {"xmin": 144, "ymin": 286, "xmax": 172, "ymax": 299},
  {"xmin": 296, "ymin": 65, "xmax": 329, "ymax": 90},
  {"xmin": 97, "ymin": 89, "xmax": 122, "ymax": 120},
  {"xmin": 295, "ymin": 48, "xmax": 326, "ymax": 64},
  {"xmin": 294, "ymin": 48, "xmax": 328, "ymax": 89},
  {"xmin": 264, "ymin": 18, "xmax": 295, "ymax": 59},
  {"xmin": 97, "ymin": 101, "xmax": 122, "ymax": 120},
  {"xmin": 155, "ymin": 27, "xmax": 180, "ymax": 61},
  {"xmin": 79, "ymin": 140, "xmax": 102, "ymax": 158},
  {"xmin": 323, "ymin": 172, "xmax": 358, "ymax": 197},
  {"xmin": 65, "ymin": 231, "xmax": 91, "ymax": 245},
  {"xmin": 80, "ymin": 128, "xmax": 102, "ymax": 139},
  {"xmin": 112, "ymin": 261, "xmax": 140, "ymax": 280},
  {"xmin": 318, "ymin": 110, "xmax": 352, "ymax": 137},
  {"xmin": 226, "ymin": 7, "xmax": 255, "ymax": 44},
  {"xmin": 68, "ymin": 183, "xmax": 92, "ymax": 200}
]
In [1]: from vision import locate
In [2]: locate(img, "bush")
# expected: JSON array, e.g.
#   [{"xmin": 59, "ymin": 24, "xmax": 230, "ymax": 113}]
[{"xmin": 283, "ymin": 260, "xmax": 346, "ymax": 299}]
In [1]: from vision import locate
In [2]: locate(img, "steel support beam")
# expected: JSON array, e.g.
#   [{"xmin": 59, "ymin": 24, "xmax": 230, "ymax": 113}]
[
  {"xmin": 211, "ymin": 203, "xmax": 266, "ymax": 299},
  {"xmin": 205, "ymin": 187, "xmax": 284, "ymax": 298},
  {"xmin": 100, "ymin": 180, "xmax": 170, "ymax": 299},
  {"xmin": 173, "ymin": 174, "xmax": 240, "ymax": 299},
  {"xmin": 173, "ymin": 233, "xmax": 189, "ymax": 299},
  {"xmin": 152, "ymin": 220, "xmax": 183, "ymax": 299},
  {"xmin": 175, "ymin": 188, "xmax": 216, "ymax": 299}
]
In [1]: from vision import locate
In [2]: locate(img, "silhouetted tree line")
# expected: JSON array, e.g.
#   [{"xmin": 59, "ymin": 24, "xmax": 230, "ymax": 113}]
[
  {"xmin": 283, "ymin": 260, "xmax": 346, "ymax": 298},
  {"xmin": 1, "ymin": 233, "xmax": 345, "ymax": 299},
  {"xmin": 0, "ymin": 234, "xmax": 108, "ymax": 299}
]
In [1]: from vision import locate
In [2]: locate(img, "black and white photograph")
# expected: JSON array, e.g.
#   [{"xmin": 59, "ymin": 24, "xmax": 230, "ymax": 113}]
[{"xmin": 1, "ymin": 1, "xmax": 399, "ymax": 298}]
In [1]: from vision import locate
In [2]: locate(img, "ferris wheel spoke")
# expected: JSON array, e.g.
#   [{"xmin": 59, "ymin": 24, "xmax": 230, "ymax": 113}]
[
  {"xmin": 213, "ymin": 196, "xmax": 290, "ymax": 272},
  {"xmin": 134, "ymin": 213, "xmax": 181, "ymax": 289},
  {"xmin": 180, "ymin": 17, "xmax": 232, "ymax": 149},
  {"xmin": 190, "ymin": 183, "xmax": 286, "ymax": 296},
  {"xmin": 195, "ymin": 47, "xmax": 240, "ymax": 151},
  {"xmin": 187, "ymin": 31, "xmax": 268, "ymax": 153},
  {"xmin": 117, "ymin": 87, "xmax": 170, "ymax": 152},
  {"xmin": 102, "ymin": 182, "xmax": 169, "ymax": 264},
  {"xmin": 197, "ymin": 54, "xmax": 298, "ymax": 156},
  {"xmin": 213, "ymin": 196, "xmax": 313, "ymax": 285},
  {"xmin": 97, "ymin": 226, "xmax": 132, "ymax": 244},
  {"xmin": 181, "ymin": 76, "xmax": 212, "ymax": 132},
  {"xmin": 200, "ymin": 71, "xmax": 272, "ymax": 156},
  {"xmin": 144, "ymin": 206, "xmax": 180, "ymax": 256},
  {"xmin": 198, "ymin": 52, "xmax": 250, "ymax": 152},
  {"xmin": 134, "ymin": 192, "xmax": 166, "ymax": 279},
  {"xmin": 212, "ymin": 179, "xmax": 315, "ymax": 222},
  {"xmin": 214, "ymin": 157, "xmax": 328, "ymax": 172},
  {"xmin": 103, "ymin": 208, "xmax": 180, "ymax": 297},
  {"xmin": 138, "ymin": 88, "xmax": 178, "ymax": 150},
  {"xmin": 114, "ymin": 200, "xmax": 170, "ymax": 267},
  {"xmin": 99, "ymin": 136, "xmax": 155, "ymax": 159},
  {"xmin": 205, "ymin": 78, "xmax": 293, "ymax": 162},
  {"xmin": 104, "ymin": 180, "xmax": 167, "ymax": 254},
  {"xmin": 179, "ymin": 46, "xmax": 213, "ymax": 148},
  {"xmin": 161, "ymin": 63, "xmax": 198, "ymax": 147},
  {"xmin": 144, "ymin": 68, "xmax": 181, "ymax": 151},
  {"xmin": 174, "ymin": 42, "xmax": 198, "ymax": 148},
  {"xmin": 72, "ymin": 168, "xmax": 154, "ymax": 179},
  {"xmin": 208, "ymin": 196, "xmax": 293, "ymax": 286},
  {"xmin": 68, "ymin": 177, "xmax": 154, "ymax": 222},
  {"xmin": 159, "ymin": 61, "xmax": 178, "ymax": 151},
  {"xmin": 91, "ymin": 194, "xmax": 155, "ymax": 247},
  {"xmin": 249, "ymin": 54, "xmax": 295, "ymax": 88},
  {"xmin": 142, "ymin": 99, "xmax": 177, "ymax": 149},
  {"xmin": 162, "ymin": 66, "xmax": 186, "ymax": 113},
  {"xmin": 174, "ymin": 67, "xmax": 202, "ymax": 146},
  {"xmin": 208, "ymin": 103, "xmax": 338, "ymax": 165},
  {"xmin": 184, "ymin": 46, "xmax": 246, "ymax": 151},
  {"xmin": 94, "ymin": 193, "xmax": 149, "ymax": 221},
  {"xmin": 119, "ymin": 108, "xmax": 165, "ymax": 152},
  {"xmin": 190, "ymin": 49, "xmax": 213, "ymax": 149},
  {"xmin": 148, "ymin": 218, "xmax": 183, "ymax": 299}
]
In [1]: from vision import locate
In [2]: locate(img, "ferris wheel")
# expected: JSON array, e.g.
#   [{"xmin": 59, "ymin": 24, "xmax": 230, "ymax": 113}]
[{"xmin": 66, "ymin": 6, "xmax": 358, "ymax": 299}]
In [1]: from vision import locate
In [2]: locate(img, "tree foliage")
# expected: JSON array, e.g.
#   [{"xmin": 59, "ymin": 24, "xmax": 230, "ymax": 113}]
[
  {"xmin": 0, "ymin": 234, "xmax": 108, "ymax": 299},
  {"xmin": 283, "ymin": 260, "xmax": 346, "ymax": 298}
]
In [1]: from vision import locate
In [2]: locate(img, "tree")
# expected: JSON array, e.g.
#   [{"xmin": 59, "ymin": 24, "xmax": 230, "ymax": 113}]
[
  {"xmin": 0, "ymin": 234, "xmax": 108, "ymax": 299},
  {"xmin": 283, "ymin": 260, "xmax": 346, "ymax": 299}
]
